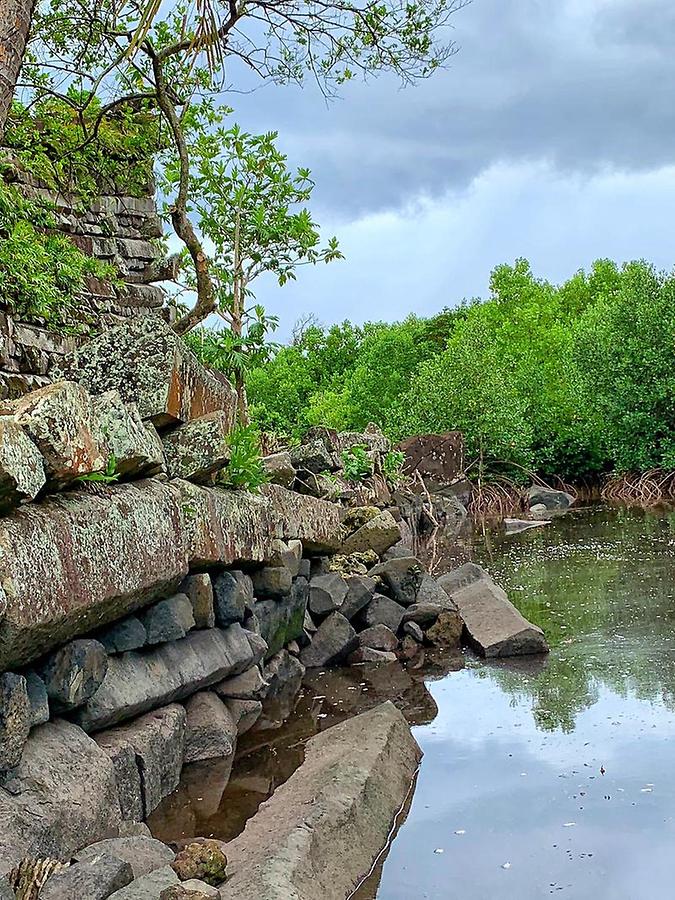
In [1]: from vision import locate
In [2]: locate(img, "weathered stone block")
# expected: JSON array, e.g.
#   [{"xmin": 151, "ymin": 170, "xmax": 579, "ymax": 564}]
[
  {"xmin": 348, "ymin": 647, "xmax": 397, "ymax": 665},
  {"xmin": 40, "ymin": 854, "xmax": 133, "ymax": 900},
  {"xmin": 74, "ymin": 626, "xmax": 254, "ymax": 732},
  {"xmin": 61, "ymin": 317, "xmax": 238, "ymax": 428},
  {"xmin": 219, "ymin": 702, "xmax": 421, "ymax": 900},
  {"xmin": 108, "ymin": 866, "xmax": 179, "ymax": 899},
  {"xmin": 162, "ymin": 411, "xmax": 232, "ymax": 482},
  {"xmin": 360, "ymin": 594, "xmax": 406, "ymax": 633},
  {"xmin": 339, "ymin": 575, "xmax": 376, "ymax": 620},
  {"xmin": 95, "ymin": 734, "xmax": 144, "ymax": 822},
  {"xmin": 212, "ymin": 570, "xmax": 252, "ymax": 627},
  {"xmin": 39, "ymin": 639, "xmax": 108, "ymax": 711},
  {"xmin": 309, "ymin": 573, "xmax": 348, "ymax": 616},
  {"xmin": 0, "ymin": 416, "xmax": 45, "ymax": 513},
  {"xmin": 93, "ymin": 391, "xmax": 165, "ymax": 478},
  {"xmin": 184, "ymin": 692, "xmax": 237, "ymax": 765},
  {"xmin": 341, "ymin": 510, "xmax": 401, "ymax": 556},
  {"xmin": 290, "ymin": 441, "xmax": 337, "ymax": 474},
  {"xmin": 269, "ymin": 538, "xmax": 303, "ymax": 576},
  {"xmin": 224, "ymin": 698, "xmax": 262, "ymax": 735},
  {"xmin": 99, "ymin": 617, "xmax": 148, "ymax": 654},
  {"xmin": 251, "ymin": 565, "xmax": 292, "ymax": 598},
  {"xmin": 299, "ymin": 612, "xmax": 357, "ymax": 668},
  {"xmin": 214, "ymin": 667, "xmax": 268, "ymax": 702},
  {"xmin": 0, "ymin": 479, "xmax": 189, "ymax": 671},
  {"xmin": 76, "ymin": 836, "xmax": 175, "ymax": 878},
  {"xmin": 262, "ymin": 451, "xmax": 296, "ymax": 488},
  {"xmin": 24, "ymin": 671, "xmax": 49, "ymax": 727},
  {"xmin": 0, "ymin": 672, "xmax": 30, "ymax": 771},
  {"xmin": 254, "ymin": 576, "xmax": 308, "ymax": 660},
  {"xmin": 0, "ymin": 720, "xmax": 122, "ymax": 868},
  {"xmin": 93, "ymin": 706, "xmax": 186, "ymax": 818},
  {"xmin": 141, "ymin": 594, "xmax": 195, "ymax": 645},
  {"xmin": 358, "ymin": 624, "xmax": 398, "ymax": 652},
  {"xmin": 13, "ymin": 381, "xmax": 108, "ymax": 484},
  {"xmin": 180, "ymin": 574, "xmax": 215, "ymax": 630},
  {"xmin": 171, "ymin": 840, "xmax": 228, "ymax": 886},
  {"xmin": 398, "ymin": 431, "xmax": 465, "ymax": 491},
  {"xmin": 368, "ymin": 556, "xmax": 423, "ymax": 607}
]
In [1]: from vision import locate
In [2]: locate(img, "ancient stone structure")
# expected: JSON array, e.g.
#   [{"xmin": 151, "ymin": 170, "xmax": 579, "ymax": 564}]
[
  {"xmin": 0, "ymin": 317, "xmax": 547, "ymax": 897},
  {"xmin": 0, "ymin": 158, "xmax": 170, "ymax": 401}
]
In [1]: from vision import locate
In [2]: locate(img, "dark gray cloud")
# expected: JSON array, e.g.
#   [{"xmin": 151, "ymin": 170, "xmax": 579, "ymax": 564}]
[{"xmin": 226, "ymin": 0, "xmax": 675, "ymax": 216}]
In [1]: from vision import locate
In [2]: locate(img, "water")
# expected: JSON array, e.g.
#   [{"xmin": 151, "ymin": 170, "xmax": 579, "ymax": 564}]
[{"xmin": 151, "ymin": 505, "xmax": 675, "ymax": 900}]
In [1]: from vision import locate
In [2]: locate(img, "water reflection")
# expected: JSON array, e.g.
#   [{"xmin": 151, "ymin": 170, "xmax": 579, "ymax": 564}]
[{"xmin": 474, "ymin": 505, "xmax": 675, "ymax": 732}]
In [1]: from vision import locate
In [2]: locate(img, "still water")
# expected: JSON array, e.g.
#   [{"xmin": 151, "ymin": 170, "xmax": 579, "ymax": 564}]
[{"xmin": 151, "ymin": 505, "xmax": 675, "ymax": 900}]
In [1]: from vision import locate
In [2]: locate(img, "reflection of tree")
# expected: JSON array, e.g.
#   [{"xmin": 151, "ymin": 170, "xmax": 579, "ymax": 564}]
[{"xmin": 474, "ymin": 505, "xmax": 675, "ymax": 733}]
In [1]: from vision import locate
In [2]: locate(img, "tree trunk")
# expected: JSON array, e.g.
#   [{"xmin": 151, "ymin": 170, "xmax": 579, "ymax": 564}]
[{"xmin": 0, "ymin": 0, "xmax": 35, "ymax": 142}]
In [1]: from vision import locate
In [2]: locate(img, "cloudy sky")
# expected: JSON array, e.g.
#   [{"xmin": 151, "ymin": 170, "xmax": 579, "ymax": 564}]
[{"xmin": 227, "ymin": 0, "xmax": 675, "ymax": 339}]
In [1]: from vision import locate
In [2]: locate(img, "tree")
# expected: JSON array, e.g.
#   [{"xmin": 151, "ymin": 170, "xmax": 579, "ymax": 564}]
[
  {"xmin": 172, "ymin": 122, "xmax": 343, "ymax": 420},
  {"xmin": 0, "ymin": 0, "xmax": 35, "ymax": 140}
]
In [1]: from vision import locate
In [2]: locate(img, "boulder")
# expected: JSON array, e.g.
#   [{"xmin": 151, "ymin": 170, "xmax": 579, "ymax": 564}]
[
  {"xmin": 290, "ymin": 441, "xmax": 337, "ymax": 474},
  {"xmin": 440, "ymin": 563, "xmax": 549, "ymax": 657},
  {"xmin": 526, "ymin": 485, "xmax": 575, "ymax": 511},
  {"xmin": 183, "ymin": 692, "xmax": 237, "ymax": 765},
  {"xmin": 403, "ymin": 621, "xmax": 425, "ymax": 643},
  {"xmin": 74, "ymin": 626, "xmax": 253, "ymax": 732},
  {"xmin": 530, "ymin": 503, "xmax": 551, "ymax": 520},
  {"xmin": 94, "ymin": 706, "xmax": 186, "ymax": 818},
  {"xmin": 0, "ymin": 672, "xmax": 30, "ymax": 771},
  {"xmin": 214, "ymin": 667, "xmax": 268, "ymax": 702},
  {"xmin": 93, "ymin": 391, "xmax": 165, "ymax": 478},
  {"xmin": 171, "ymin": 840, "xmax": 228, "ymax": 886},
  {"xmin": 224, "ymin": 698, "xmax": 262, "ymax": 735},
  {"xmin": 179, "ymin": 575, "xmax": 215, "ymax": 630},
  {"xmin": 40, "ymin": 854, "xmax": 133, "ymax": 900},
  {"xmin": 108, "ymin": 866, "xmax": 179, "ymax": 899},
  {"xmin": 358, "ymin": 624, "xmax": 399, "ymax": 652},
  {"xmin": 348, "ymin": 647, "xmax": 398, "ymax": 665},
  {"xmin": 13, "ymin": 381, "xmax": 108, "ymax": 485},
  {"xmin": 360, "ymin": 594, "xmax": 406, "ymax": 633},
  {"xmin": 251, "ymin": 565, "xmax": 292, "ymax": 598},
  {"xmin": 100, "ymin": 617, "xmax": 148, "ymax": 655},
  {"xmin": 0, "ymin": 416, "xmax": 45, "ymax": 513},
  {"xmin": 338, "ymin": 575, "xmax": 376, "ymax": 620},
  {"xmin": 268, "ymin": 538, "xmax": 303, "ymax": 576},
  {"xmin": 397, "ymin": 432, "xmax": 465, "ymax": 491},
  {"xmin": 299, "ymin": 612, "xmax": 357, "ymax": 668},
  {"xmin": 401, "ymin": 603, "xmax": 441, "ymax": 629},
  {"xmin": 76, "ymin": 837, "xmax": 175, "ymax": 878},
  {"xmin": 262, "ymin": 452, "xmax": 296, "ymax": 488},
  {"xmin": 368, "ymin": 557, "xmax": 423, "ymax": 606},
  {"xmin": 0, "ymin": 720, "xmax": 122, "ymax": 868},
  {"xmin": 334, "ymin": 428, "xmax": 391, "ymax": 454},
  {"xmin": 309, "ymin": 573, "xmax": 349, "ymax": 616},
  {"xmin": 425, "ymin": 610, "xmax": 463, "ymax": 647},
  {"xmin": 24, "ymin": 671, "xmax": 49, "ymax": 728},
  {"xmin": 161, "ymin": 412, "xmax": 232, "ymax": 482},
  {"xmin": 39, "ymin": 639, "xmax": 108, "ymax": 711},
  {"xmin": 254, "ymin": 577, "xmax": 308, "ymax": 659},
  {"xmin": 212, "ymin": 571, "xmax": 252, "ymax": 627},
  {"xmin": 416, "ymin": 574, "xmax": 456, "ymax": 608},
  {"xmin": 245, "ymin": 630, "xmax": 268, "ymax": 667},
  {"xmin": 61, "ymin": 317, "xmax": 237, "ymax": 429},
  {"xmin": 262, "ymin": 650, "xmax": 305, "ymax": 708},
  {"xmin": 341, "ymin": 510, "xmax": 401, "ymax": 556},
  {"xmin": 95, "ymin": 734, "xmax": 144, "ymax": 823},
  {"xmin": 141, "ymin": 594, "xmax": 195, "ymax": 645},
  {"xmin": 219, "ymin": 702, "xmax": 421, "ymax": 900}
]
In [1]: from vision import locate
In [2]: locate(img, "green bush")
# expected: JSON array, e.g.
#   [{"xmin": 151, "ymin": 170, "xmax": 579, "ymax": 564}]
[{"xmin": 220, "ymin": 426, "xmax": 269, "ymax": 491}]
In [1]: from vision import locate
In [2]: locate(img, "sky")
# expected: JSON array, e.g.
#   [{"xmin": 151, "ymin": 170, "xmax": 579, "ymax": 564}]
[{"xmin": 223, "ymin": 0, "xmax": 675, "ymax": 339}]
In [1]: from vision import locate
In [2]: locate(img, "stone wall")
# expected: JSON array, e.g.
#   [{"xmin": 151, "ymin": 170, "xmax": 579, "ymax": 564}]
[
  {"xmin": 0, "ymin": 157, "xmax": 171, "ymax": 401},
  {"xmin": 0, "ymin": 317, "xmax": 485, "ymax": 886}
]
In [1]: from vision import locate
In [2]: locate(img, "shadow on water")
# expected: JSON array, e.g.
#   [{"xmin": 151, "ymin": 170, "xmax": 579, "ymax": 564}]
[{"xmin": 151, "ymin": 504, "xmax": 675, "ymax": 900}]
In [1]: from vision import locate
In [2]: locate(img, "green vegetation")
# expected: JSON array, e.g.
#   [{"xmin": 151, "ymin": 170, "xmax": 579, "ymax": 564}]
[
  {"xmin": 220, "ymin": 425, "xmax": 269, "ymax": 492},
  {"xmin": 235, "ymin": 259, "xmax": 674, "ymax": 483},
  {"xmin": 0, "ymin": 181, "xmax": 114, "ymax": 328},
  {"xmin": 341, "ymin": 446, "xmax": 374, "ymax": 483}
]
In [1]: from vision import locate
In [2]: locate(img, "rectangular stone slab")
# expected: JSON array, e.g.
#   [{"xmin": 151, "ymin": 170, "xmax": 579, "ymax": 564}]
[
  {"xmin": 60, "ymin": 317, "xmax": 237, "ymax": 428},
  {"xmin": 440, "ymin": 564, "xmax": 549, "ymax": 658},
  {"xmin": 219, "ymin": 701, "xmax": 421, "ymax": 900},
  {"xmin": 73, "ymin": 625, "xmax": 253, "ymax": 732},
  {"xmin": 0, "ymin": 481, "xmax": 342, "ymax": 671}
]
